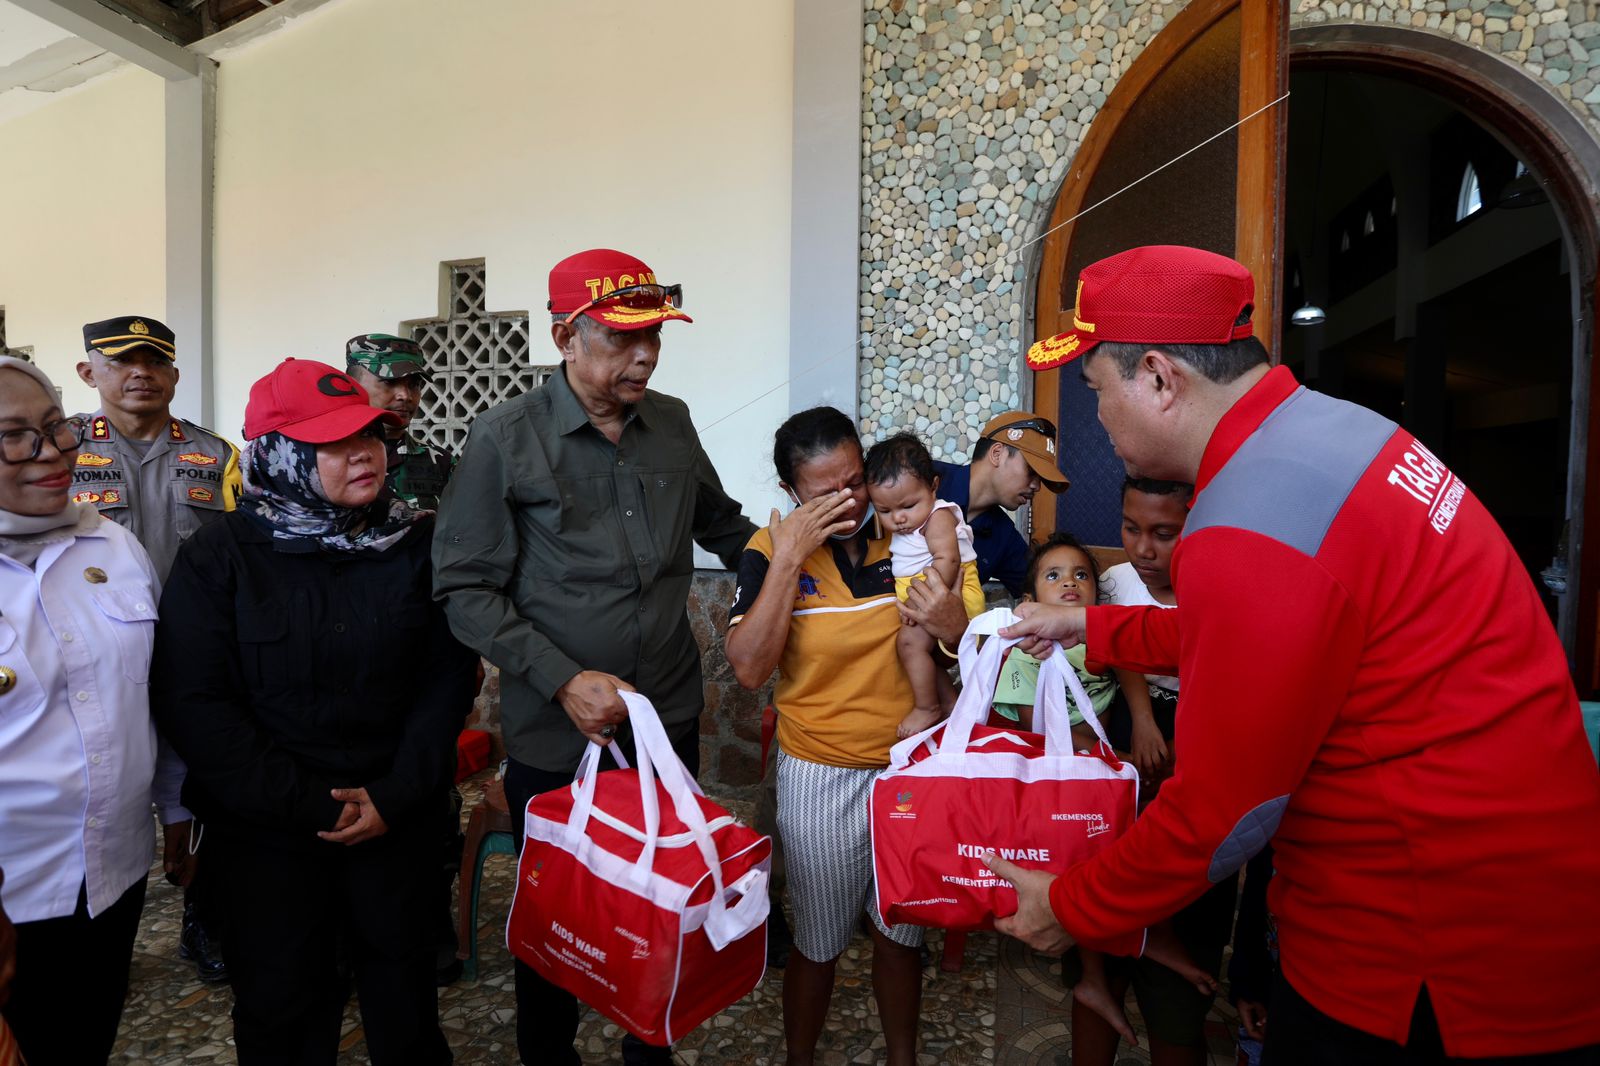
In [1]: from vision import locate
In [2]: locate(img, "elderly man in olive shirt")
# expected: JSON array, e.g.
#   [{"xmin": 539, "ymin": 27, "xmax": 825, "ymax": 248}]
[{"xmin": 432, "ymin": 248, "xmax": 755, "ymax": 1066}]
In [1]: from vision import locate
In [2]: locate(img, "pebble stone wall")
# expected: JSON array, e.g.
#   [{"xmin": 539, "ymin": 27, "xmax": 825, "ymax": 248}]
[{"xmin": 856, "ymin": 0, "xmax": 1600, "ymax": 447}]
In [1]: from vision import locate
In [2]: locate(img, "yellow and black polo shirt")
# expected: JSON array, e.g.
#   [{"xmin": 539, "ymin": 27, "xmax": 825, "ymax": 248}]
[{"xmin": 728, "ymin": 518, "xmax": 914, "ymax": 769}]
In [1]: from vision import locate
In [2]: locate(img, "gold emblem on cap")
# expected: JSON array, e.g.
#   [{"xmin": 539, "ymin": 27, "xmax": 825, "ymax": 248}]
[
  {"xmin": 129, "ymin": 319, "xmax": 150, "ymax": 335},
  {"xmin": 1070, "ymin": 281, "xmax": 1095, "ymax": 334},
  {"xmin": 1026, "ymin": 332, "xmax": 1080, "ymax": 368},
  {"xmin": 84, "ymin": 567, "xmax": 108, "ymax": 584},
  {"xmin": 597, "ymin": 304, "xmax": 687, "ymax": 325},
  {"xmin": 0, "ymin": 666, "xmax": 14, "ymax": 694}
]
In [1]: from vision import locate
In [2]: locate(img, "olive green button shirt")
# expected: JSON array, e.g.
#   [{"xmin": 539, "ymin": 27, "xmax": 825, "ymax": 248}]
[{"xmin": 431, "ymin": 367, "xmax": 756, "ymax": 772}]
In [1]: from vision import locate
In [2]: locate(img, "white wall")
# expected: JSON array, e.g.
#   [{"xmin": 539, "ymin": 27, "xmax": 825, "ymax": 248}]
[
  {"xmin": 210, "ymin": 0, "xmax": 796, "ymax": 518},
  {"xmin": 0, "ymin": 0, "xmax": 796, "ymax": 522},
  {"xmin": 0, "ymin": 65, "xmax": 166, "ymax": 412}
]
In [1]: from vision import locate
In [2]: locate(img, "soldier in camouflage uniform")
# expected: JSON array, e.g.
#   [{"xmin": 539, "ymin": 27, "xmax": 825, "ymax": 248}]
[
  {"xmin": 344, "ymin": 334, "xmax": 453, "ymax": 509},
  {"xmin": 346, "ymin": 331, "xmax": 467, "ymax": 985}
]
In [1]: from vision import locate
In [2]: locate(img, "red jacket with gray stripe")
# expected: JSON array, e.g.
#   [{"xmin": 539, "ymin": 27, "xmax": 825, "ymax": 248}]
[{"xmin": 1053, "ymin": 366, "xmax": 1600, "ymax": 1056}]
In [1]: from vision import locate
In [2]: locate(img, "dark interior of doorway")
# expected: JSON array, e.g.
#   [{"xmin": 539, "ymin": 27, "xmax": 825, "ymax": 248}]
[{"xmin": 1281, "ymin": 68, "xmax": 1572, "ymax": 620}]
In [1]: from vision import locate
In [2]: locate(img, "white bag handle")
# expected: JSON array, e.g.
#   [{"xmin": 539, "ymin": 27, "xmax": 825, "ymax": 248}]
[
  {"xmin": 895, "ymin": 607, "xmax": 1112, "ymax": 762},
  {"xmin": 563, "ymin": 690, "xmax": 768, "ymax": 951},
  {"xmin": 563, "ymin": 737, "xmax": 630, "ymax": 850}
]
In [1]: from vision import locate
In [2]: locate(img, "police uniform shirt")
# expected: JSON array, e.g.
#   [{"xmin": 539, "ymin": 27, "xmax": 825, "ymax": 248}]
[{"xmin": 71, "ymin": 412, "xmax": 241, "ymax": 583}]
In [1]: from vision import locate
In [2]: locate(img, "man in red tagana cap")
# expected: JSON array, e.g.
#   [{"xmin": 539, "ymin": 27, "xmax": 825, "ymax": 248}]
[
  {"xmin": 988, "ymin": 245, "xmax": 1600, "ymax": 1062},
  {"xmin": 431, "ymin": 248, "xmax": 755, "ymax": 1066}
]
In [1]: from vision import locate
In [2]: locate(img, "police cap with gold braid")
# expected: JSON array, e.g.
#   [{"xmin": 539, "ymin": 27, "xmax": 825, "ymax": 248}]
[{"xmin": 82, "ymin": 315, "xmax": 177, "ymax": 361}]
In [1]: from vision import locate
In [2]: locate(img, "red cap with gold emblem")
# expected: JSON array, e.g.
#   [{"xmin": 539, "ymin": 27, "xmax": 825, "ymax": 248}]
[
  {"xmin": 1026, "ymin": 245, "xmax": 1255, "ymax": 371},
  {"xmin": 244, "ymin": 358, "xmax": 403, "ymax": 443},
  {"xmin": 547, "ymin": 248, "xmax": 693, "ymax": 331}
]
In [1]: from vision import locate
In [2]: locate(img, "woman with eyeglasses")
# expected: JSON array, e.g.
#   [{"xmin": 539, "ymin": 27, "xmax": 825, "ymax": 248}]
[
  {"xmin": 150, "ymin": 358, "xmax": 476, "ymax": 1065},
  {"xmin": 0, "ymin": 357, "xmax": 186, "ymax": 1066}
]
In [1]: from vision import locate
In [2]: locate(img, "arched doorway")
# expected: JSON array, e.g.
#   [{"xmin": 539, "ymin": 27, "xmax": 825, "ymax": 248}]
[
  {"xmin": 1290, "ymin": 26, "xmax": 1600, "ymax": 685},
  {"xmin": 1032, "ymin": 18, "xmax": 1600, "ymax": 688}
]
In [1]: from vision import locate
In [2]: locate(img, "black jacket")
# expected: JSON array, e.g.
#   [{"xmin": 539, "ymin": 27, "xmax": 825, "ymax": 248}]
[{"xmin": 152, "ymin": 511, "xmax": 477, "ymax": 843}]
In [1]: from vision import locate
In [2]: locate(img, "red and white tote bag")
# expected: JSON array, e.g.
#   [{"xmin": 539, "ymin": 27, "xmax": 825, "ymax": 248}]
[
  {"xmin": 508, "ymin": 691, "xmax": 771, "ymax": 1046},
  {"xmin": 872, "ymin": 607, "xmax": 1139, "ymax": 930}
]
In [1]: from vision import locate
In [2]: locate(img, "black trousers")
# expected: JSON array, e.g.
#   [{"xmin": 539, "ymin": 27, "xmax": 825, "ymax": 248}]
[
  {"xmin": 184, "ymin": 816, "xmax": 223, "ymax": 934},
  {"xmin": 504, "ymin": 720, "xmax": 701, "ymax": 1066},
  {"xmin": 210, "ymin": 823, "xmax": 449, "ymax": 1066},
  {"xmin": 2, "ymin": 878, "xmax": 146, "ymax": 1066},
  {"xmin": 1263, "ymin": 975, "xmax": 1600, "ymax": 1066}
]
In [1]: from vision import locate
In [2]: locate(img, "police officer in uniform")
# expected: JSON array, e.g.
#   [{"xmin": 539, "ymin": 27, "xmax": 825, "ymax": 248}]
[
  {"xmin": 344, "ymin": 334, "xmax": 452, "ymax": 509},
  {"xmin": 346, "ymin": 331, "xmax": 467, "ymax": 985},
  {"xmin": 74, "ymin": 314, "xmax": 240, "ymax": 984}
]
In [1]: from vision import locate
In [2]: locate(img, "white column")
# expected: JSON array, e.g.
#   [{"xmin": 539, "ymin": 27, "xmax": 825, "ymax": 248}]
[
  {"xmin": 165, "ymin": 58, "xmax": 215, "ymax": 425},
  {"xmin": 13, "ymin": 0, "xmax": 212, "ymax": 423},
  {"xmin": 788, "ymin": 0, "xmax": 863, "ymax": 418}
]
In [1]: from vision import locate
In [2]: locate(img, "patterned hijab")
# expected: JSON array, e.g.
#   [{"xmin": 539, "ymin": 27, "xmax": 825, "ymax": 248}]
[{"xmin": 239, "ymin": 430, "xmax": 430, "ymax": 554}]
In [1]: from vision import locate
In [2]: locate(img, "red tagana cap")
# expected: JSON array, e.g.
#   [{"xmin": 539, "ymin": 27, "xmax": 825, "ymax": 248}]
[
  {"xmin": 244, "ymin": 358, "xmax": 403, "ymax": 443},
  {"xmin": 1026, "ymin": 245, "xmax": 1255, "ymax": 371},
  {"xmin": 547, "ymin": 248, "xmax": 693, "ymax": 331}
]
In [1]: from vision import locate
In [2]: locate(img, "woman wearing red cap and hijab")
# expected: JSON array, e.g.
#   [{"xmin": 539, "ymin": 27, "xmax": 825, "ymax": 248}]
[{"xmin": 152, "ymin": 358, "xmax": 477, "ymax": 1066}]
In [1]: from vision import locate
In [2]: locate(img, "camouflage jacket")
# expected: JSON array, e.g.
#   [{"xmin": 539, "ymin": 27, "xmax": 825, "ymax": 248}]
[{"xmin": 385, "ymin": 431, "xmax": 454, "ymax": 510}]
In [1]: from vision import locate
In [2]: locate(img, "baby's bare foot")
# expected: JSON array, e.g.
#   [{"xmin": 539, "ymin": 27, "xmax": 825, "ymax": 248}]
[
  {"xmin": 1144, "ymin": 922, "xmax": 1220, "ymax": 996},
  {"xmin": 1073, "ymin": 975, "xmax": 1138, "ymax": 1046},
  {"xmin": 897, "ymin": 706, "xmax": 941, "ymax": 739}
]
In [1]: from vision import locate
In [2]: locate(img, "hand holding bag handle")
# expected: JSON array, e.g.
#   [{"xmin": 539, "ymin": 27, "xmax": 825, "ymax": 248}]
[
  {"xmin": 933, "ymin": 608, "xmax": 1114, "ymax": 758},
  {"xmin": 564, "ymin": 733, "xmax": 662, "ymax": 893},
  {"xmin": 617, "ymin": 691, "xmax": 769, "ymax": 950},
  {"xmin": 885, "ymin": 608, "xmax": 1029, "ymax": 765},
  {"xmin": 562, "ymin": 689, "xmax": 767, "ymax": 950}
]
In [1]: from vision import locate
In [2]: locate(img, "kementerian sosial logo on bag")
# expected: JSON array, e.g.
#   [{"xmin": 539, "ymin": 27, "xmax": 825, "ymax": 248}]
[
  {"xmin": 614, "ymin": 926, "xmax": 652, "ymax": 960},
  {"xmin": 1051, "ymin": 811, "xmax": 1113, "ymax": 838}
]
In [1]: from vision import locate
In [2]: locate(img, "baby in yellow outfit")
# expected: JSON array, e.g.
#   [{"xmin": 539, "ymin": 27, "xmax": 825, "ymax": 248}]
[{"xmin": 864, "ymin": 433, "xmax": 987, "ymax": 738}]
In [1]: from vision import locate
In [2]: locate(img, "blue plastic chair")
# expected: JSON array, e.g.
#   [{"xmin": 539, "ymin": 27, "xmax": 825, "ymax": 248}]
[{"xmin": 455, "ymin": 778, "xmax": 516, "ymax": 981}]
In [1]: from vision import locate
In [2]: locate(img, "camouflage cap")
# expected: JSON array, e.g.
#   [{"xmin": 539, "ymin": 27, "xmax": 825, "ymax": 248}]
[{"xmin": 345, "ymin": 333, "xmax": 429, "ymax": 379}]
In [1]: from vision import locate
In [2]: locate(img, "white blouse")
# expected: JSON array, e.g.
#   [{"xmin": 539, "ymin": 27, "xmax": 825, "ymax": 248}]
[{"xmin": 0, "ymin": 517, "xmax": 186, "ymax": 923}]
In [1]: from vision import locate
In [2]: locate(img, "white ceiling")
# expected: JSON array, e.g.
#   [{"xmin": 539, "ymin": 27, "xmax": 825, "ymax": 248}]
[{"xmin": 0, "ymin": 2, "xmax": 125, "ymax": 124}]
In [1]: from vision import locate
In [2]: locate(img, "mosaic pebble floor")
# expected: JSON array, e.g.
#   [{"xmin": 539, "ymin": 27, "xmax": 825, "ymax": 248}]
[{"xmin": 109, "ymin": 774, "xmax": 1240, "ymax": 1064}]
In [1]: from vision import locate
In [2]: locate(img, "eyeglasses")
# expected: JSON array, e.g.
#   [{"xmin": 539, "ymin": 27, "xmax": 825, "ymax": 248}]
[
  {"xmin": 557, "ymin": 283, "xmax": 684, "ymax": 326},
  {"xmin": 985, "ymin": 416, "xmax": 1058, "ymax": 441},
  {"xmin": 0, "ymin": 417, "xmax": 87, "ymax": 464}
]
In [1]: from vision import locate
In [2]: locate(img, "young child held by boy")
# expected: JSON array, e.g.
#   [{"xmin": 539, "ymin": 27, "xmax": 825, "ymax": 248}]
[
  {"xmin": 986, "ymin": 532, "xmax": 1217, "ymax": 1058},
  {"xmin": 864, "ymin": 433, "xmax": 988, "ymax": 738},
  {"xmin": 1100, "ymin": 477, "xmax": 1187, "ymax": 789}
]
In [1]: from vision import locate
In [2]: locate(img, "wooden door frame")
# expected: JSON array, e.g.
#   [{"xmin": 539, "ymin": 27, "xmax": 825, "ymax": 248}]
[
  {"xmin": 1027, "ymin": 14, "xmax": 1600, "ymax": 685},
  {"xmin": 1293, "ymin": 25, "xmax": 1600, "ymax": 686},
  {"xmin": 1029, "ymin": 0, "xmax": 1288, "ymax": 541}
]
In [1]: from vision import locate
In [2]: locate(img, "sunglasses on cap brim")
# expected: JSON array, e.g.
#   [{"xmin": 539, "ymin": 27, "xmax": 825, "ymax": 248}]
[
  {"xmin": 985, "ymin": 416, "xmax": 1058, "ymax": 441},
  {"xmin": 556, "ymin": 283, "xmax": 684, "ymax": 326}
]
